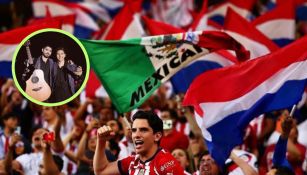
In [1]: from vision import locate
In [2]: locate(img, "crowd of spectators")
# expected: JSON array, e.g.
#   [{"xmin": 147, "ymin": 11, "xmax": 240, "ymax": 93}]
[
  {"xmin": 0, "ymin": 78, "xmax": 306, "ymax": 174},
  {"xmin": 1, "ymin": 0, "xmax": 307, "ymax": 174}
]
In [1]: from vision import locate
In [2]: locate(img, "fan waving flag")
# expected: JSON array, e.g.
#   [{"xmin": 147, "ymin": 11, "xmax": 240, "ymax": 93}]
[
  {"xmin": 183, "ymin": 36, "xmax": 307, "ymax": 167},
  {"xmin": 80, "ymin": 31, "xmax": 249, "ymax": 112},
  {"xmin": 0, "ymin": 22, "xmax": 61, "ymax": 78}
]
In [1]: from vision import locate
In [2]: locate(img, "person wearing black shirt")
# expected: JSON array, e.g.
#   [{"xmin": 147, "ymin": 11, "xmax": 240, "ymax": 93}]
[{"xmin": 50, "ymin": 47, "xmax": 83, "ymax": 103}]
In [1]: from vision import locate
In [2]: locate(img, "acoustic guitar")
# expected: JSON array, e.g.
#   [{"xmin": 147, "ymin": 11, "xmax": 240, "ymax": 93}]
[{"xmin": 24, "ymin": 41, "xmax": 51, "ymax": 102}]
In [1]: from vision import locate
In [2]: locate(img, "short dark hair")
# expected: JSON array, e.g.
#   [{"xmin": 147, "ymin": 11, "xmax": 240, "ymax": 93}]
[
  {"xmin": 2, "ymin": 112, "xmax": 19, "ymax": 121},
  {"xmin": 132, "ymin": 110, "xmax": 163, "ymax": 134},
  {"xmin": 56, "ymin": 47, "xmax": 65, "ymax": 53},
  {"xmin": 273, "ymin": 166, "xmax": 295, "ymax": 175},
  {"xmin": 198, "ymin": 150, "xmax": 210, "ymax": 165},
  {"xmin": 198, "ymin": 150, "xmax": 224, "ymax": 175},
  {"xmin": 161, "ymin": 109, "xmax": 178, "ymax": 120},
  {"xmin": 52, "ymin": 155, "xmax": 64, "ymax": 171},
  {"xmin": 42, "ymin": 45, "xmax": 52, "ymax": 49}
]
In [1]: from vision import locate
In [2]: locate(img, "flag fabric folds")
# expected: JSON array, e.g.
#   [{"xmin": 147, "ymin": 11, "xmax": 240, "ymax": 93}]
[
  {"xmin": 189, "ymin": 0, "xmax": 208, "ymax": 31},
  {"xmin": 0, "ymin": 22, "xmax": 61, "ymax": 78},
  {"xmin": 150, "ymin": 0, "xmax": 194, "ymax": 28},
  {"xmin": 142, "ymin": 15, "xmax": 236, "ymax": 93},
  {"xmin": 80, "ymin": 31, "xmax": 249, "ymax": 112},
  {"xmin": 29, "ymin": 14, "xmax": 76, "ymax": 34},
  {"xmin": 183, "ymin": 36, "xmax": 307, "ymax": 167},
  {"xmin": 252, "ymin": 0, "xmax": 296, "ymax": 47},
  {"xmin": 86, "ymin": 0, "xmax": 145, "ymax": 98},
  {"xmin": 224, "ymin": 8, "xmax": 279, "ymax": 59},
  {"xmin": 297, "ymin": 2, "xmax": 307, "ymax": 21},
  {"xmin": 32, "ymin": 0, "xmax": 106, "ymax": 38},
  {"xmin": 96, "ymin": 0, "xmax": 144, "ymax": 40},
  {"xmin": 207, "ymin": 0, "xmax": 256, "ymax": 26}
]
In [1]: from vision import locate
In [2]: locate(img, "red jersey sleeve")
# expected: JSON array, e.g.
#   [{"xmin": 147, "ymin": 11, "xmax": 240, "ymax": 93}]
[{"xmin": 118, "ymin": 156, "xmax": 134, "ymax": 175}]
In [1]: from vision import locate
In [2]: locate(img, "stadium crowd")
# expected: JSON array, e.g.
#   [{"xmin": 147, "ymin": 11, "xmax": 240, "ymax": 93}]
[
  {"xmin": 1, "ymin": 0, "xmax": 307, "ymax": 175},
  {"xmin": 0, "ymin": 78, "xmax": 306, "ymax": 174}
]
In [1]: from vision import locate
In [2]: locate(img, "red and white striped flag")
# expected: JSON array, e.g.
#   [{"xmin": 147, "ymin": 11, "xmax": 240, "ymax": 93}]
[
  {"xmin": 183, "ymin": 35, "xmax": 307, "ymax": 167},
  {"xmin": 86, "ymin": 0, "xmax": 145, "ymax": 98},
  {"xmin": 224, "ymin": 8, "xmax": 279, "ymax": 59},
  {"xmin": 29, "ymin": 14, "xmax": 76, "ymax": 34},
  {"xmin": 0, "ymin": 22, "xmax": 61, "ymax": 78},
  {"xmin": 252, "ymin": 0, "xmax": 296, "ymax": 47},
  {"xmin": 207, "ymin": 0, "xmax": 256, "ymax": 26}
]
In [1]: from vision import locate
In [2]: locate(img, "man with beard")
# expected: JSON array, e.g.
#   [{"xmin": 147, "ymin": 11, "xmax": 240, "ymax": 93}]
[
  {"xmin": 22, "ymin": 45, "xmax": 56, "ymax": 102},
  {"xmin": 94, "ymin": 110, "xmax": 185, "ymax": 175}
]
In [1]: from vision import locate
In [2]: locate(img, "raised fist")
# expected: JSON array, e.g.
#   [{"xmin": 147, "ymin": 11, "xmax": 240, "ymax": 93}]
[{"xmin": 97, "ymin": 125, "xmax": 115, "ymax": 141}]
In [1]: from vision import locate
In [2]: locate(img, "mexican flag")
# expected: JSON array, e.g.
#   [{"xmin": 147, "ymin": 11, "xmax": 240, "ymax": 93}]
[{"xmin": 80, "ymin": 31, "xmax": 249, "ymax": 113}]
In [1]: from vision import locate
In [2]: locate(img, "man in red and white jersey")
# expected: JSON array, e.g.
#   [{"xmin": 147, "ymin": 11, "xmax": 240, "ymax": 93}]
[{"xmin": 94, "ymin": 110, "xmax": 185, "ymax": 175}]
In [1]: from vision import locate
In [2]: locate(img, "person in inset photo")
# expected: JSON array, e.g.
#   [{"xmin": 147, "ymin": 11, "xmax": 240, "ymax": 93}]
[
  {"xmin": 22, "ymin": 43, "xmax": 56, "ymax": 102},
  {"xmin": 50, "ymin": 47, "xmax": 83, "ymax": 103},
  {"xmin": 14, "ymin": 30, "xmax": 88, "ymax": 105}
]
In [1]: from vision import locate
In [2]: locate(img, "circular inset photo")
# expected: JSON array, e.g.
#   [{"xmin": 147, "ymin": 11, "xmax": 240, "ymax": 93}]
[{"xmin": 12, "ymin": 28, "xmax": 89, "ymax": 106}]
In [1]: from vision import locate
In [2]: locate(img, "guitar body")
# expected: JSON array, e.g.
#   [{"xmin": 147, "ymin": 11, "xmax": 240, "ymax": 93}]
[{"xmin": 25, "ymin": 69, "xmax": 51, "ymax": 102}]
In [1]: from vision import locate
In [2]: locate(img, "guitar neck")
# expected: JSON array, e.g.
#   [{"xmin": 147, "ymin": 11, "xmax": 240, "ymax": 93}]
[{"xmin": 26, "ymin": 45, "xmax": 34, "ymax": 64}]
